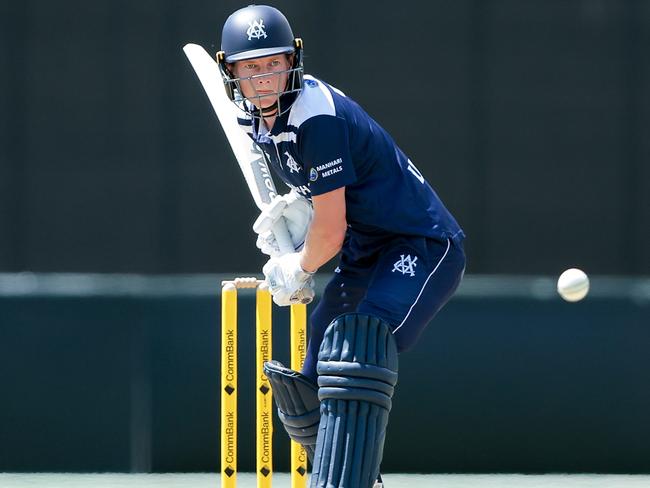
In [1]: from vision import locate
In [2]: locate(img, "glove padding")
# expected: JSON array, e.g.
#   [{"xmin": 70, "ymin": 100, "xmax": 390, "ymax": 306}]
[
  {"xmin": 254, "ymin": 191, "xmax": 313, "ymax": 257},
  {"xmin": 262, "ymin": 252, "xmax": 315, "ymax": 306}
]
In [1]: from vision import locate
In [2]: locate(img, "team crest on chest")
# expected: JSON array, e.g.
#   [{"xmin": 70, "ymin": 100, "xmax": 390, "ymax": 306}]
[
  {"xmin": 284, "ymin": 151, "xmax": 301, "ymax": 173},
  {"xmin": 247, "ymin": 19, "xmax": 267, "ymax": 40},
  {"xmin": 392, "ymin": 254, "xmax": 418, "ymax": 277}
]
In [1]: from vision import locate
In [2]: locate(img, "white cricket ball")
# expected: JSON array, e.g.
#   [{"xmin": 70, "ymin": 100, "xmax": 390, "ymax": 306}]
[{"xmin": 557, "ymin": 268, "xmax": 590, "ymax": 302}]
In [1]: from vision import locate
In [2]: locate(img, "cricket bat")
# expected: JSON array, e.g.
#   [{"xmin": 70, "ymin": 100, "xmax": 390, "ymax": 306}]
[{"xmin": 183, "ymin": 43, "xmax": 294, "ymax": 254}]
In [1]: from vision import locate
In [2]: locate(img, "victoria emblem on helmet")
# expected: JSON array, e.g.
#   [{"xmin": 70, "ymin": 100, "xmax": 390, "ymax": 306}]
[{"xmin": 247, "ymin": 19, "xmax": 267, "ymax": 41}]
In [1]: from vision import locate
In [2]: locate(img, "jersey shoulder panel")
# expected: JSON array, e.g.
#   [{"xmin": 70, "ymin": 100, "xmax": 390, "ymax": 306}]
[{"xmin": 288, "ymin": 75, "xmax": 337, "ymax": 128}]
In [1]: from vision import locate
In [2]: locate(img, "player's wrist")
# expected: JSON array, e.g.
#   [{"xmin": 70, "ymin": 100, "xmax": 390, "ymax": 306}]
[{"xmin": 298, "ymin": 253, "xmax": 317, "ymax": 275}]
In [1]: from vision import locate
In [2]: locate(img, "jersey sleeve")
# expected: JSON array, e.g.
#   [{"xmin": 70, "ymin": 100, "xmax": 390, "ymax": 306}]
[{"xmin": 297, "ymin": 115, "xmax": 357, "ymax": 196}]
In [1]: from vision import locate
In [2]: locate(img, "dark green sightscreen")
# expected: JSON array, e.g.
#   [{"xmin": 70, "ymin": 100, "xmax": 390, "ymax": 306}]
[{"xmin": 1, "ymin": 0, "xmax": 648, "ymax": 275}]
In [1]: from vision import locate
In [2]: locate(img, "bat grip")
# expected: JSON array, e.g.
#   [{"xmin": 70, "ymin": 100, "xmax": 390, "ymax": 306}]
[{"xmin": 272, "ymin": 218, "xmax": 295, "ymax": 255}]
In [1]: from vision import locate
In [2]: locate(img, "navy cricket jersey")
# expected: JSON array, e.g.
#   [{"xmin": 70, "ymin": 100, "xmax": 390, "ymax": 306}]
[{"xmin": 237, "ymin": 75, "xmax": 464, "ymax": 243}]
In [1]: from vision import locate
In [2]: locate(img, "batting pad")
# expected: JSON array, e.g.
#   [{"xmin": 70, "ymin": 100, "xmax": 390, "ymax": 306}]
[
  {"xmin": 311, "ymin": 314, "xmax": 398, "ymax": 488},
  {"xmin": 263, "ymin": 360, "xmax": 320, "ymax": 460}
]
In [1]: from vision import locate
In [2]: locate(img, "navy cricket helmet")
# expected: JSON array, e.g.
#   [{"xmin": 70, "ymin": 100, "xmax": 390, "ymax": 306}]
[
  {"xmin": 220, "ymin": 4, "xmax": 296, "ymax": 62},
  {"xmin": 217, "ymin": 4, "xmax": 304, "ymax": 116}
]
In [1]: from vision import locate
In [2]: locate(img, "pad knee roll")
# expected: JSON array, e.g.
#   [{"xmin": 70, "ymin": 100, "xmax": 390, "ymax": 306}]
[{"xmin": 311, "ymin": 314, "xmax": 398, "ymax": 488}]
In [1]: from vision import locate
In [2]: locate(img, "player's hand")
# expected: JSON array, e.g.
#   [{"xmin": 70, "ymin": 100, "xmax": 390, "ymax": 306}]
[
  {"xmin": 262, "ymin": 252, "xmax": 315, "ymax": 306},
  {"xmin": 254, "ymin": 191, "xmax": 313, "ymax": 257}
]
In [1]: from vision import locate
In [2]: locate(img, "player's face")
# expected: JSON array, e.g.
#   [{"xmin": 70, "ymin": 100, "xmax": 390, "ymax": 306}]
[{"xmin": 231, "ymin": 54, "xmax": 293, "ymax": 111}]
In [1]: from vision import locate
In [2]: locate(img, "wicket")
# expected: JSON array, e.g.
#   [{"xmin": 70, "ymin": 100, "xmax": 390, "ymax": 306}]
[{"xmin": 221, "ymin": 277, "xmax": 308, "ymax": 488}]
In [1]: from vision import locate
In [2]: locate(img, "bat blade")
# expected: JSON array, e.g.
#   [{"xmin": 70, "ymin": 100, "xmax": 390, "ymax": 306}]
[{"xmin": 183, "ymin": 43, "xmax": 294, "ymax": 254}]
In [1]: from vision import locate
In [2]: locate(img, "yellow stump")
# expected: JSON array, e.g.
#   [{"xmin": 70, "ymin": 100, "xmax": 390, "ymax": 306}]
[
  {"xmin": 256, "ymin": 284, "xmax": 273, "ymax": 488},
  {"xmin": 221, "ymin": 283, "xmax": 238, "ymax": 488},
  {"xmin": 221, "ymin": 278, "xmax": 309, "ymax": 488},
  {"xmin": 290, "ymin": 303, "xmax": 308, "ymax": 488}
]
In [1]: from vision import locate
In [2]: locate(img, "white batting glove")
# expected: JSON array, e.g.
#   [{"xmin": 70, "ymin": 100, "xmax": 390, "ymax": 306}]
[
  {"xmin": 262, "ymin": 252, "xmax": 315, "ymax": 306},
  {"xmin": 254, "ymin": 191, "xmax": 313, "ymax": 257}
]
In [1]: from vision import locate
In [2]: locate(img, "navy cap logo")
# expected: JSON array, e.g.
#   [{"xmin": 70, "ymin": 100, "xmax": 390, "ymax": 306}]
[{"xmin": 247, "ymin": 19, "xmax": 268, "ymax": 40}]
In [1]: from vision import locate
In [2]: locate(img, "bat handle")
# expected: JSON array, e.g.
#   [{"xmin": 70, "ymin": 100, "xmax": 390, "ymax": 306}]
[{"xmin": 272, "ymin": 218, "xmax": 295, "ymax": 255}]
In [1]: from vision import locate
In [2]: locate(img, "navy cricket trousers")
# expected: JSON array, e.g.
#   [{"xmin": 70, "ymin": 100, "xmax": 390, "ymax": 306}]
[{"xmin": 301, "ymin": 231, "xmax": 466, "ymax": 382}]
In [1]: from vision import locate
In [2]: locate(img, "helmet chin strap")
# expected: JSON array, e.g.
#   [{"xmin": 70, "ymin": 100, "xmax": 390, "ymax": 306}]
[{"xmin": 261, "ymin": 101, "xmax": 279, "ymax": 115}]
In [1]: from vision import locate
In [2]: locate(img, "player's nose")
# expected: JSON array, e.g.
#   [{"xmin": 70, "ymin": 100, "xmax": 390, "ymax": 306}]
[{"xmin": 257, "ymin": 72, "xmax": 274, "ymax": 84}]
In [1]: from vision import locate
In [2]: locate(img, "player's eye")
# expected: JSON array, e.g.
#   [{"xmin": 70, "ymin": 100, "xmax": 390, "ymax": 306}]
[
  {"xmin": 270, "ymin": 60, "xmax": 281, "ymax": 67},
  {"xmin": 244, "ymin": 64, "xmax": 257, "ymax": 70}
]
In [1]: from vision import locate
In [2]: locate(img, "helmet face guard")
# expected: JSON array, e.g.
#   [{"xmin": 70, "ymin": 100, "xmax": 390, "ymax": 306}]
[
  {"xmin": 218, "ymin": 5, "xmax": 304, "ymax": 120},
  {"xmin": 217, "ymin": 38, "xmax": 304, "ymax": 119}
]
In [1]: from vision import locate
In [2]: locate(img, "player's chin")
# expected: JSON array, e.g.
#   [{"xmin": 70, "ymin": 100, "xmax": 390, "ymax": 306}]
[{"xmin": 254, "ymin": 94, "xmax": 279, "ymax": 109}]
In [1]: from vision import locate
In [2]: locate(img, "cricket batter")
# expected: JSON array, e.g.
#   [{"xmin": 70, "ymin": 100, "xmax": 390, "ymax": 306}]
[{"xmin": 217, "ymin": 5, "xmax": 466, "ymax": 487}]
